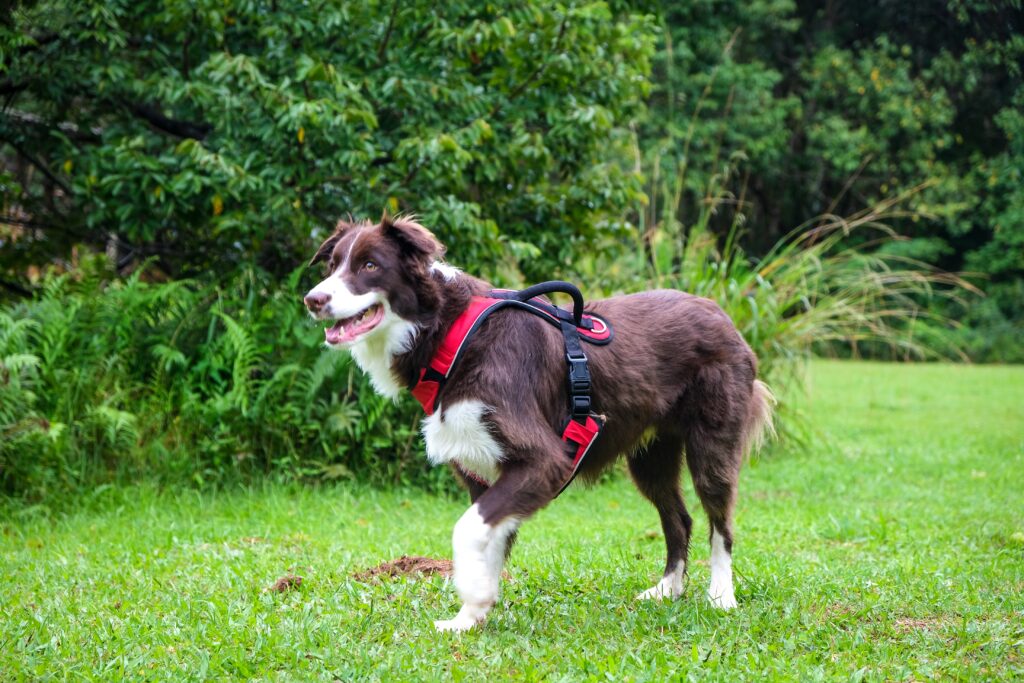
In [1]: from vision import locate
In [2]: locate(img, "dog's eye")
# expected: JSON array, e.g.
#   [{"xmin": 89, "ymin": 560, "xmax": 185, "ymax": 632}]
[{"xmin": 364, "ymin": 261, "xmax": 378, "ymax": 272}]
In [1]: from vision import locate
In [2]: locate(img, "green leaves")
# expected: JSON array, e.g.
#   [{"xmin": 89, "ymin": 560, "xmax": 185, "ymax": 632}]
[
  {"xmin": 2, "ymin": 0, "xmax": 656, "ymax": 285},
  {"xmin": 0, "ymin": 260, "xmax": 454, "ymax": 499}
]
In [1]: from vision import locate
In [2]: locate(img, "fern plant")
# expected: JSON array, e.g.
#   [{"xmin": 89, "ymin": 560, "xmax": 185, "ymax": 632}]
[{"xmin": 0, "ymin": 254, "xmax": 450, "ymax": 500}]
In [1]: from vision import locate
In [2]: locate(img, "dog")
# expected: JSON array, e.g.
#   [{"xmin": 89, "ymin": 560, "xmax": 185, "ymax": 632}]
[{"xmin": 303, "ymin": 215, "xmax": 774, "ymax": 632}]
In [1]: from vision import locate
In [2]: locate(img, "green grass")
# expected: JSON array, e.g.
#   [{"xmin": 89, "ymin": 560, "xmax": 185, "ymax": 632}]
[{"xmin": 2, "ymin": 361, "xmax": 1022, "ymax": 681}]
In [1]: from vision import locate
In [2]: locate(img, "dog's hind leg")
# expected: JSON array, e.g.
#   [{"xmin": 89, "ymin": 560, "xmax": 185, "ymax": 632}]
[
  {"xmin": 434, "ymin": 464, "xmax": 561, "ymax": 632},
  {"xmin": 629, "ymin": 433, "xmax": 693, "ymax": 601},
  {"xmin": 685, "ymin": 374, "xmax": 773, "ymax": 609},
  {"xmin": 685, "ymin": 427, "xmax": 743, "ymax": 610}
]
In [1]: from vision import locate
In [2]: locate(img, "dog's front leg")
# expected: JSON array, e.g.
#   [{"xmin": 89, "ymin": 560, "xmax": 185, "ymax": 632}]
[
  {"xmin": 434, "ymin": 466, "xmax": 558, "ymax": 632},
  {"xmin": 433, "ymin": 503, "xmax": 519, "ymax": 632}
]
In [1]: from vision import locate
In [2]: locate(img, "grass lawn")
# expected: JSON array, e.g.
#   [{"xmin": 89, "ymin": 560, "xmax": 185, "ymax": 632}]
[{"xmin": 2, "ymin": 360, "xmax": 1022, "ymax": 681}]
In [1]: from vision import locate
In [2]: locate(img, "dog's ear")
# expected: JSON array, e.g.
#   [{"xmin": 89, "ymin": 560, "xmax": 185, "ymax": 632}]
[
  {"xmin": 308, "ymin": 219, "xmax": 355, "ymax": 267},
  {"xmin": 381, "ymin": 212, "xmax": 444, "ymax": 260}
]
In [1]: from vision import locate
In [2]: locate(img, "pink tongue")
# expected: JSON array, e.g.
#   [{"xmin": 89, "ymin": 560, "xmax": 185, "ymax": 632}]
[
  {"xmin": 325, "ymin": 321, "xmax": 347, "ymax": 344},
  {"xmin": 324, "ymin": 305, "xmax": 384, "ymax": 344}
]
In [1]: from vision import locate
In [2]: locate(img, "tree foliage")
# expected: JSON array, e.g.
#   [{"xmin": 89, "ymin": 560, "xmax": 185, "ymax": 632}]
[
  {"xmin": 642, "ymin": 0, "xmax": 1024, "ymax": 359},
  {"xmin": 2, "ymin": 1, "xmax": 1023, "ymax": 498},
  {"xmin": 1, "ymin": 0, "xmax": 655, "ymax": 284}
]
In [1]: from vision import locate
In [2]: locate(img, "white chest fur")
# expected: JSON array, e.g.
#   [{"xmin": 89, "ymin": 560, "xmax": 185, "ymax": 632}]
[
  {"xmin": 348, "ymin": 310, "xmax": 418, "ymax": 399},
  {"xmin": 422, "ymin": 400, "xmax": 504, "ymax": 483}
]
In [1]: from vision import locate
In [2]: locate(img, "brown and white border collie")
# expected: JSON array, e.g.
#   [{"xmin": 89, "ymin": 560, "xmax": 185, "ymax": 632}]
[{"xmin": 303, "ymin": 215, "xmax": 774, "ymax": 632}]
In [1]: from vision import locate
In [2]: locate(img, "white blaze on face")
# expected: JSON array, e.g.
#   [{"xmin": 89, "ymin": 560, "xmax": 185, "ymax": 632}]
[
  {"xmin": 708, "ymin": 529, "xmax": 737, "ymax": 609},
  {"xmin": 306, "ymin": 226, "xmax": 381, "ymax": 325}
]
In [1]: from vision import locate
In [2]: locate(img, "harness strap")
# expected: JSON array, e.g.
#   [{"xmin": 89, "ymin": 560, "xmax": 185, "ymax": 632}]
[
  {"xmin": 556, "ymin": 314, "xmax": 602, "ymax": 494},
  {"xmin": 559, "ymin": 415, "xmax": 602, "ymax": 496},
  {"xmin": 410, "ymin": 296, "xmax": 501, "ymax": 416},
  {"xmin": 488, "ymin": 289, "xmax": 613, "ymax": 344},
  {"xmin": 411, "ymin": 282, "xmax": 608, "ymax": 494}
]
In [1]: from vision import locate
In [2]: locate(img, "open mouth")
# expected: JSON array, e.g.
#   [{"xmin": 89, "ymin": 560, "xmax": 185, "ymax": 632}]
[{"xmin": 325, "ymin": 303, "xmax": 385, "ymax": 345}]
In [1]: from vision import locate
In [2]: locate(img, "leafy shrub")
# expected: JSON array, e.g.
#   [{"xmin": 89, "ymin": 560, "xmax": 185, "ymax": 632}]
[{"xmin": 0, "ymin": 258, "xmax": 440, "ymax": 500}]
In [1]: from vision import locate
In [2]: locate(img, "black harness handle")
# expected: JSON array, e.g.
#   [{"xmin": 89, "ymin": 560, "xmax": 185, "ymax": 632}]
[
  {"xmin": 513, "ymin": 281, "xmax": 585, "ymax": 327},
  {"xmin": 506, "ymin": 281, "xmax": 592, "ymax": 420}
]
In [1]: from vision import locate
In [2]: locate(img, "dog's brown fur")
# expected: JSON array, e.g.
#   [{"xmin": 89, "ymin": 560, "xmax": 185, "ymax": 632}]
[{"xmin": 308, "ymin": 215, "xmax": 773, "ymax": 612}]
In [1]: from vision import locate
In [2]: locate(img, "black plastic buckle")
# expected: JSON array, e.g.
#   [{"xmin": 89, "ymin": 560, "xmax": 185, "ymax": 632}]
[
  {"xmin": 566, "ymin": 355, "xmax": 591, "ymax": 394},
  {"xmin": 572, "ymin": 395, "xmax": 591, "ymax": 418}
]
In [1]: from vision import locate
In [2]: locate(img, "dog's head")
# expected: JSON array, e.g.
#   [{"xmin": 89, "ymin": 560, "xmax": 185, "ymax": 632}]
[{"xmin": 303, "ymin": 214, "xmax": 446, "ymax": 348}]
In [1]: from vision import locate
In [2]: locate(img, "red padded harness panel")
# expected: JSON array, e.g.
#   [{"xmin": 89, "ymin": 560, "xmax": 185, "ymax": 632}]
[{"xmin": 410, "ymin": 296, "xmax": 500, "ymax": 416}]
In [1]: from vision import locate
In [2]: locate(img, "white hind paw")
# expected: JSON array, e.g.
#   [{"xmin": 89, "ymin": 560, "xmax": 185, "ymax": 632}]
[
  {"xmin": 434, "ymin": 603, "xmax": 487, "ymax": 632},
  {"xmin": 708, "ymin": 587, "xmax": 737, "ymax": 609},
  {"xmin": 636, "ymin": 572, "xmax": 684, "ymax": 601}
]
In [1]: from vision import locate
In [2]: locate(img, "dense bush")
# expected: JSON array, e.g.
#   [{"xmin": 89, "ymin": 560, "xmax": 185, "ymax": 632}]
[{"xmin": 0, "ymin": 259, "xmax": 442, "ymax": 498}]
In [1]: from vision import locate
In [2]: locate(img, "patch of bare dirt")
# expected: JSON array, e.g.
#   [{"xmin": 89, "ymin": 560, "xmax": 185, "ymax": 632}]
[
  {"xmin": 266, "ymin": 574, "xmax": 303, "ymax": 592},
  {"xmin": 894, "ymin": 617, "xmax": 944, "ymax": 633},
  {"xmin": 353, "ymin": 555, "xmax": 453, "ymax": 581}
]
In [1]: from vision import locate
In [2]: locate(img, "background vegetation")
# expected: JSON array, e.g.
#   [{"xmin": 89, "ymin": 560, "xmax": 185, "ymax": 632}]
[{"xmin": 2, "ymin": 1, "xmax": 1021, "ymax": 499}]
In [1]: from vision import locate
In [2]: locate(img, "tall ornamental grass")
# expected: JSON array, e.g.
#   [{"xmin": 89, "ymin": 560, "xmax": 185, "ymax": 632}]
[{"xmin": 571, "ymin": 138, "xmax": 973, "ymax": 446}]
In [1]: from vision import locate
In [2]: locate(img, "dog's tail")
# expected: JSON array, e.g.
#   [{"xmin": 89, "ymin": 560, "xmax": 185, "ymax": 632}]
[{"xmin": 741, "ymin": 379, "xmax": 776, "ymax": 457}]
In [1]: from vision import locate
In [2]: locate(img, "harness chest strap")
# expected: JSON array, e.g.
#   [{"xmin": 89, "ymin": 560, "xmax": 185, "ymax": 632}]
[
  {"xmin": 409, "ymin": 296, "xmax": 499, "ymax": 416},
  {"xmin": 410, "ymin": 289, "xmax": 609, "ymax": 493}
]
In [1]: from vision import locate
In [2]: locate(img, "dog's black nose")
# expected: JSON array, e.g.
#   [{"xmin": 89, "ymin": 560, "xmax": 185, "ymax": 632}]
[{"xmin": 304, "ymin": 292, "xmax": 330, "ymax": 312}]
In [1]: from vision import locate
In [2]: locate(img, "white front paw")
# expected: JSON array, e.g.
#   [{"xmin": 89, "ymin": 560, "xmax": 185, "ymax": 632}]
[
  {"xmin": 434, "ymin": 603, "xmax": 487, "ymax": 632},
  {"xmin": 434, "ymin": 613, "xmax": 480, "ymax": 632}
]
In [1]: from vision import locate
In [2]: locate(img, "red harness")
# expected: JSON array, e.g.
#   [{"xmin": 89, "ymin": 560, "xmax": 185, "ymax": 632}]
[{"xmin": 410, "ymin": 283, "xmax": 612, "ymax": 493}]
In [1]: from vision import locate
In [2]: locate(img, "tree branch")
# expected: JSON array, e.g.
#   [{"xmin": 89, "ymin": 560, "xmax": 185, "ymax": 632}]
[
  {"xmin": 2, "ymin": 109, "xmax": 102, "ymax": 143},
  {"xmin": 376, "ymin": 1, "xmax": 400, "ymax": 67},
  {"xmin": 128, "ymin": 102, "xmax": 212, "ymax": 140},
  {"xmin": 0, "ymin": 134, "xmax": 72, "ymax": 195}
]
